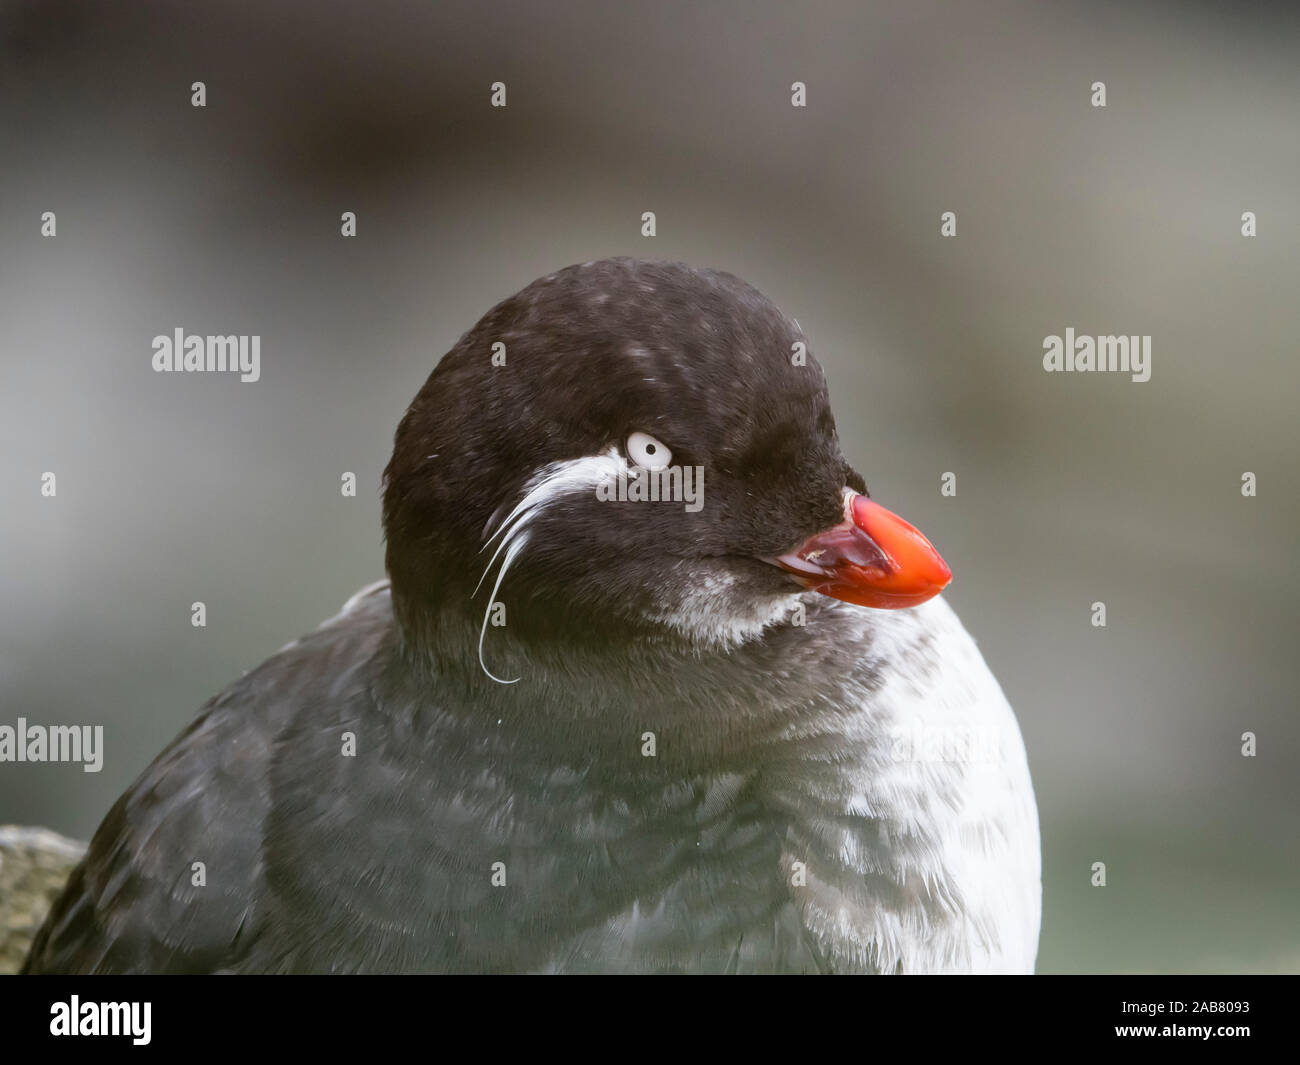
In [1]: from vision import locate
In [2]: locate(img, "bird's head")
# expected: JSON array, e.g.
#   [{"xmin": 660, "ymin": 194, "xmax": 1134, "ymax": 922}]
[{"xmin": 383, "ymin": 258, "xmax": 950, "ymax": 679}]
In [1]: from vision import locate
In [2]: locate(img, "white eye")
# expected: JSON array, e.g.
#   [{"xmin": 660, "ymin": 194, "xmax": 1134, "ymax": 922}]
[{"xmin": 626, "ymin": 431, "xmax": 672, "ymax": 471}]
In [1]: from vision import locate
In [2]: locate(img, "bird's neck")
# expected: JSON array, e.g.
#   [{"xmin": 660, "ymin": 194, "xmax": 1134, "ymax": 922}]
[{"xmin": 387, "ymin": 592, "xmax": 910, "ymax": 771}]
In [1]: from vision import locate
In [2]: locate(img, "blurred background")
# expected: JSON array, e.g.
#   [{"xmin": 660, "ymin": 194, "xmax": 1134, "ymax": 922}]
[{"xmin": 1, "ymin": 0, "xmax": 1296, "ymax": 973}]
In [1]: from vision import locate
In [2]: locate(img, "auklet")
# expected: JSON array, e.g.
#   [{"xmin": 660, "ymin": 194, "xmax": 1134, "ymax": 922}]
[{"xmin": 24, "ymin": 258, "xmax": 1040, "ymax": 974}]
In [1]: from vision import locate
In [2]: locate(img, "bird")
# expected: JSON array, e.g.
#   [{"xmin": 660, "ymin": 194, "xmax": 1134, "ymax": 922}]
[{"xmin": 23, "ymin": 257, "xmax": 1040, "ymax": 974}]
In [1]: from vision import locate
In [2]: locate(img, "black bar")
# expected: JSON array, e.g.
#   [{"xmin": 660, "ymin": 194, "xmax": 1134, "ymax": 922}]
[{"xmin": 1, "ymin": 975, "xmax": 1291, "ymax": 1052}]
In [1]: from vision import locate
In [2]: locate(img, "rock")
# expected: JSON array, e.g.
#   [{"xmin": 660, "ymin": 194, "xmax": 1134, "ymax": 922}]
[{"xmin": 0, "ymin": 825, "xmax": 86, "ymax": 974}]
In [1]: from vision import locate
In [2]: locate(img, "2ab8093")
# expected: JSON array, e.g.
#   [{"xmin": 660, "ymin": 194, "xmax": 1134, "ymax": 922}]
[{"xmin": 1121, "ymin": 1000, "xmax": 1252, "ymax": 1016}]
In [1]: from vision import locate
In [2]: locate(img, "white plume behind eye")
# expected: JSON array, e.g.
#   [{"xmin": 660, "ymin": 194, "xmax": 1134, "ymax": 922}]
[{"xmin": 627, "ymin": 431, "xmax": 672, "ymax": 470}]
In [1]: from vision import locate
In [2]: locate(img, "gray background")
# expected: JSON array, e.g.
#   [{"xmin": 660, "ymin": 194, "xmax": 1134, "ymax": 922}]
[{"xmin": 1, "ymin": 1, "xmax": 1296, "ymax": 973}]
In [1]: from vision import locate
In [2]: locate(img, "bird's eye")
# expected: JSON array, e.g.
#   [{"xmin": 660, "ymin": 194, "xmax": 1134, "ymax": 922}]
[{"xmin": 626, "ymin": 431, "xmax": 672, "ymax": 471}]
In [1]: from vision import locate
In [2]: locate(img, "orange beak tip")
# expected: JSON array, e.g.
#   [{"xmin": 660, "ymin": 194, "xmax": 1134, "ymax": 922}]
[{"xmin": 771, "ymin": 491, "xmax": 952, "ymax": 610}]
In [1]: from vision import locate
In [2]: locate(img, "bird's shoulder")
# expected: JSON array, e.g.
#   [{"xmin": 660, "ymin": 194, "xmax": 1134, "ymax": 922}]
[{"xmin": 24, "ymin": 582, "xmax": 397, "ymax": 974}]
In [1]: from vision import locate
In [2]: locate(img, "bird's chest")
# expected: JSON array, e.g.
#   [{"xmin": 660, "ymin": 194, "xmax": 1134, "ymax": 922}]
[
  {"xmin": 523, "ymin": 752, "xmax": 1032, "ymax": 975},
  {"xmin": 754, "ymin": 749, "xmax": 1039, "ymax": 974},
  {"xmin": 538, "ymin": 677, "xmax": 1039, "ymax": 971},
  {"xmin": 301, "ymin": 717, "xmax": 1035, "ymax": 974}
]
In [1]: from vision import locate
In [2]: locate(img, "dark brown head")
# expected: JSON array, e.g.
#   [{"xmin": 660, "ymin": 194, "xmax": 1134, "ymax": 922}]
[{"xmin": 383, "ymin": 258, "xmax": 949, "ymax": 678}]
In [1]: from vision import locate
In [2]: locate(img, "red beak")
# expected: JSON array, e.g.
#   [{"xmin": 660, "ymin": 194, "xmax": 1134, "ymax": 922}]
[{"xmin": 770, "ymin": 491, "xmax": 952, "ymax": 609}]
